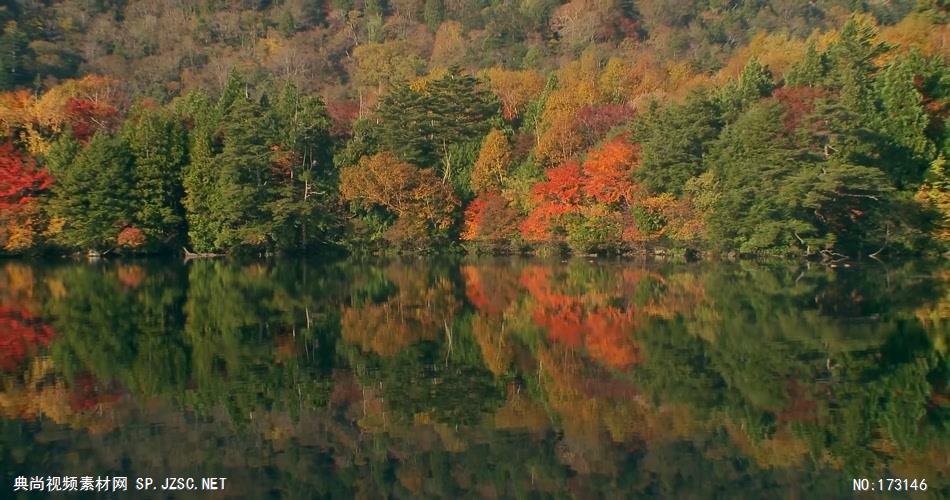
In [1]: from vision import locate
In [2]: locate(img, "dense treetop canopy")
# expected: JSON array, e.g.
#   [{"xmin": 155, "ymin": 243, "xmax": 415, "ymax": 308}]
[{"xmin": 0, "ymin": 0, "xmax": 947, "ymax": 258}]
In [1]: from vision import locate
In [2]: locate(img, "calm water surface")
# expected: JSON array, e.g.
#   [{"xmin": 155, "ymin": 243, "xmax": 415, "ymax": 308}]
[{"xmin": 0, "ymin": 258, "xmax": 947, "ymax": 498}]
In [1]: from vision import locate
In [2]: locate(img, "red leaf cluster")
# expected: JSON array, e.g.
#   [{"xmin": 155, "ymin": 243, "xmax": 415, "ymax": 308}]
[
  {"xmin": 116, "ymin": 227, "xmax": 146, "ymax": 248},
  {"xmin": 461, "ymin": 192, "xmax": 521, "ymax": 242},
  {"xmin": 0, "ymin": 305, "xmax": 55, "ymax": 372},
  {"xmin": 0, "ymin": 142, "xmax": 53, "ymax": 213},
  {"xmin": 521, "ymin": 138, "xmax": 640, "ymax": 241},
  {"xmin": 65, "ymin": 98, "xmax": 118, "ymax": 142}
]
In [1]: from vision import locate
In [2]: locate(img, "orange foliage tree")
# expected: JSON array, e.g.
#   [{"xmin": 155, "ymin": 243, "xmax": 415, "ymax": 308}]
[
  {"xmin": 340, "ymin": 152, "xmax": 459, "ymax": 248},
  {"xmin": 521, "ymin": 138, "xmax": 640, "ymax": 244},
  {"xmin": 461, "ymin": 192, "xmax": 521, "ymax": 244}
]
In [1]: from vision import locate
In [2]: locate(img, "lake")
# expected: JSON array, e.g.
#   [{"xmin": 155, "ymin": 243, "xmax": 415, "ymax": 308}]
[{"xmin": 0, "ymin": 258, "xmax": 946, "ymax": 498}]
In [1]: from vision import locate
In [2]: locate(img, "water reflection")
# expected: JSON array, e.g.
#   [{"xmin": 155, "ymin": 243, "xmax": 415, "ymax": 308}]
[{"xmin": 0, "ymin": 258, "xmax": 946, "ymax": 498}]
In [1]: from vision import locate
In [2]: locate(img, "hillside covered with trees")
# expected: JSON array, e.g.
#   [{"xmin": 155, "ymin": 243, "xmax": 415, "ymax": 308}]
[{"xmin": 0, "ymin": 0, "xmax": 948, "ymax": 258}]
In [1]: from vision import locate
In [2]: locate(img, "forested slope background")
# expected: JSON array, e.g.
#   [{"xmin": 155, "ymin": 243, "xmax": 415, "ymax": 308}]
[{"xmin": 0, "ymin": 0, "xmax": 948, "ymax": 258}]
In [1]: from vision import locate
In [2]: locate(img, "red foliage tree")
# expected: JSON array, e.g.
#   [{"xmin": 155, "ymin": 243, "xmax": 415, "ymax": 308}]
[
  {"xmin": 0, "ymin": 142, "xmax": 52, "ymax": 213},
  {"xmin": 116, "ymin": 227, "xmax": 146, "ymax": 248},
  {"xmin": 326, "ymin": 99, "xmax": 360, "ymax": 138},
  {"xmin": 771, "ymin": 86, "xmax": 828, "ymax": 131},
  {"xmin": 64, "ymin": 98, "xmax": 118, "ymax": 142},
  {"xmin": 576, "ymin": 104, "xmax": 635, "ymax": 144},
  {"xmin": 520, "ymin": 138, "xmax": 641, "ymax": 242},
  {"xmin": 462, "ymin": 192, "xmax": 522, "ymax": 243},
  {"xmin": 582, "ymin": 139, "xmax": 641, "ymax": 203}
]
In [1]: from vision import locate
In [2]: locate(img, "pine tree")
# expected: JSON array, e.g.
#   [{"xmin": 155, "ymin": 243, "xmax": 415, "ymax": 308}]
[
  {"xmin": 267, "ymin": 82, "xmax": 337, "ymax": 250},
  {"xmin": 376, "ymin": 68, "xmax": 499, "ymax": 179},
  {"xmin": 719, "ymin": 58, "xmax": 775, "ymax": 123},
  {"xmin": 124, "ymin": 105, "xmax": 188, "ymax": 248},
  {"xmin": 633, "ymin": 91, "xmax": 721, "ymax": 195},
  {"xmin": 825, "ymin": 17, "xmax": 887, "ymax": 122},
  {"xmin": 181, "ymin": 90, "xmax": 221, "ymax": 253},
  {"xmin": 785, "ymin": 42, "xmax": 827, "ymax": 87},
  {"xmin": 213, "ymin": 96, "xmax": 277, "ymax": 250},
  {"xmin": 50, "ymin": 132, "xmax": 136, "ymax": 252},
  {"xmin": 0, "ymin": 21, "xmax": 28, "ymax": 90},
  {"xmin": 707, "ymin": 100, "xmax": 803, "ymax": 254},
  {"xmin": 873, "ymin": 52, "xmax": 941, "ymax": 186},
  {"xmin": 424, "ymin": 0, "xmax": 444, "ymax": 32}
]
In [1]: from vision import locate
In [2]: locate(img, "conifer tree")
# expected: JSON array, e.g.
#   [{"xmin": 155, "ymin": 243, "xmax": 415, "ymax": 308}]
[
  {"xmin": 181, "ymin": 90, "xmax": 221, "ymax": 253},
  {"xmin": 376, "ymin": 68, "xmax": 498, "ymax": 180},
  {"xmin": 826, "ymin": 17, "xmax": 887, "ymax": 122},
  {"xmin": 267, "ymin": 82, "xmax": 337, "ymax": 250},
  {"xmin": 50, "ymin": 132, "xmax": 136, "ymax": 252},
  {"xmin": 212, "ymin": 96, "xmax": 277, "ymax": 250},
  {"xmin": 633, "ymin": 91, "xmax": 721, "ymax": 195},
  {"xmin": 785, "ymin": 42, "xmax": 827, "ymax": 87},
  {"xmin": 124, "ymin": 105, "xmax": 188, "ymax": 248},
  {"xmin": 873, "ymin": 52, "xmax": 941, "ymax": 186}
]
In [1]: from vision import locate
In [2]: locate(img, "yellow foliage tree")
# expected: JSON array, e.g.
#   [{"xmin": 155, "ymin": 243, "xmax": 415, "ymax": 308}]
[
  {"xmin": 878, "ymin": 14, "xmax": 950, "ymax": 60},
  {"xmin": 481, "ymin": 67, "xmax": 545, "ymax": 121},
  {"xmin": 599, "ymin": 57, "xmax": 632, "ymax": 103},
  {"xmin": 430, "ymin": 21, "xmax": 466, "ymax": 68},
  {"xmin": 717, "ymin": 32, "xmax": 807, "ymax": 82},
  {"xmin": 915, "ymin": 156, "xmax": 950, "ymax": 242},
  {"xmin": 470, "ymin": 129, "xmax": 512, "ymax": 193}
]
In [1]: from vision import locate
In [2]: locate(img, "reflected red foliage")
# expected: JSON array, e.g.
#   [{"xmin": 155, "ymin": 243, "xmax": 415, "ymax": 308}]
[
  {"xmin": 69, "ymin": 374, "xmax": 121, "ymax": 411},
  {"xmin": 519, "ymin": 266, "xmax": 640, "ymax": 368},
  {"xmin": 0, "ymin": 305, "xmax": 55, "ymax": 372},
  {"xmin": 461, "ymin": 265, "xmax": 520, "ymax": 317}
]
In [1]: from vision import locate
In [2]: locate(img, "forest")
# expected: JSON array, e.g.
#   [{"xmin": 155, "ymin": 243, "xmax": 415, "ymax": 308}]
[{"xmin": 0, "ymin": 0, "xmax": 948, "ymax": 258}]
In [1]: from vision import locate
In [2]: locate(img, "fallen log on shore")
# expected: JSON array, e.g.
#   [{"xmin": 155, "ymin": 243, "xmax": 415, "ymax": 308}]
[{"xmin": 183, "ymin": 247, "xmax": 225, "ymax": 260}]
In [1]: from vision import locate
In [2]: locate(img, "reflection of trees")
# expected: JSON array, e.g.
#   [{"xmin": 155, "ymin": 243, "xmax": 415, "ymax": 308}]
[
  {"xmin": 0, "ymin": 264, "xmax": 54, "ymax": 372},
  {"xmin": 0, "ymin": 258, "xmax": 945, "ymax": 497},
  {"xmin": 341, "ymin": 262, "xmax": 460, "ymax": 357},
  {"xmin": 637, "ymin": 263, "xmax": 948, "ymax": 476}
]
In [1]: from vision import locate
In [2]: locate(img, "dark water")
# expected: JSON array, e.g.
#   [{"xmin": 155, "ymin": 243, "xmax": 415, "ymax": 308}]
[{"xmin": 0, "ymin": 258, "xmax": 946, "ymax": 499}]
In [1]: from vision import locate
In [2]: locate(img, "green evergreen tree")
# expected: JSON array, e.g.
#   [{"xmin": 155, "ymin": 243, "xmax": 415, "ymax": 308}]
[
  {"xmin": 875, "ymin": 60, "xmax": 936, "ymax": 183},
  {"xmin": 44, "ymin": 133, "xmax": 82, "ymax": 178},
  {"xmin": 267, "ymin": 82, "xmax": 338, "ymax": 250},
  {"xmin": 825, "ymin": 17, "xmax": 887, "ymax": 122},
  {"xmin": 424, "ymin": 0, "xmax": 445, "ymax": 32},
  {"xmin": 124, "ymin": 105, "xmax": 189, "ymax": 248},
  {"xmin": 718, "ymin": 58, "xmax": 775, "ymax": 123},
  {"xmin": 181, "ymin": 90, "xmax": 221, "ymax": 253},
  {"xmin": 633, "ymin": 90, "xmax": 722, "ymax": 195},
  {"xmin": 212, "ymin": 96, "xmax": 277, "ymax": 250},
  {"xmin": 786, "ymin": 42, "xmax": 828, "ymax": 87},
  {"xmin": 49, "ymin": 132, "xmax": 137, "ymax": 252},
  {"xmin": 706, "ymin": 100, "xmax": 804, "ymax": 254},
  {"xmin": 375, "ymin": 68, "xmax": 498, "ymax": 181},
  {"xmin": 0, "ymin": 21, "xmax": 29, "ymax": 90}
]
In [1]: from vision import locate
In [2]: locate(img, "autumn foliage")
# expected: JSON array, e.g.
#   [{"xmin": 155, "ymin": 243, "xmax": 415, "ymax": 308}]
[
  {"xmin": 340, "ymin": 152, "xmax": 459, "ymax": 249},
  {"xmin": 0, "ymin": 143, "xmax": 52, "ymax": 212},
  {"xmin": 520, "ymin": 138, "xmax": 640, "ymax": 244},
  {"xmin": 0, "ymin": 143, "xmax": 53, "ymax": 252}
]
